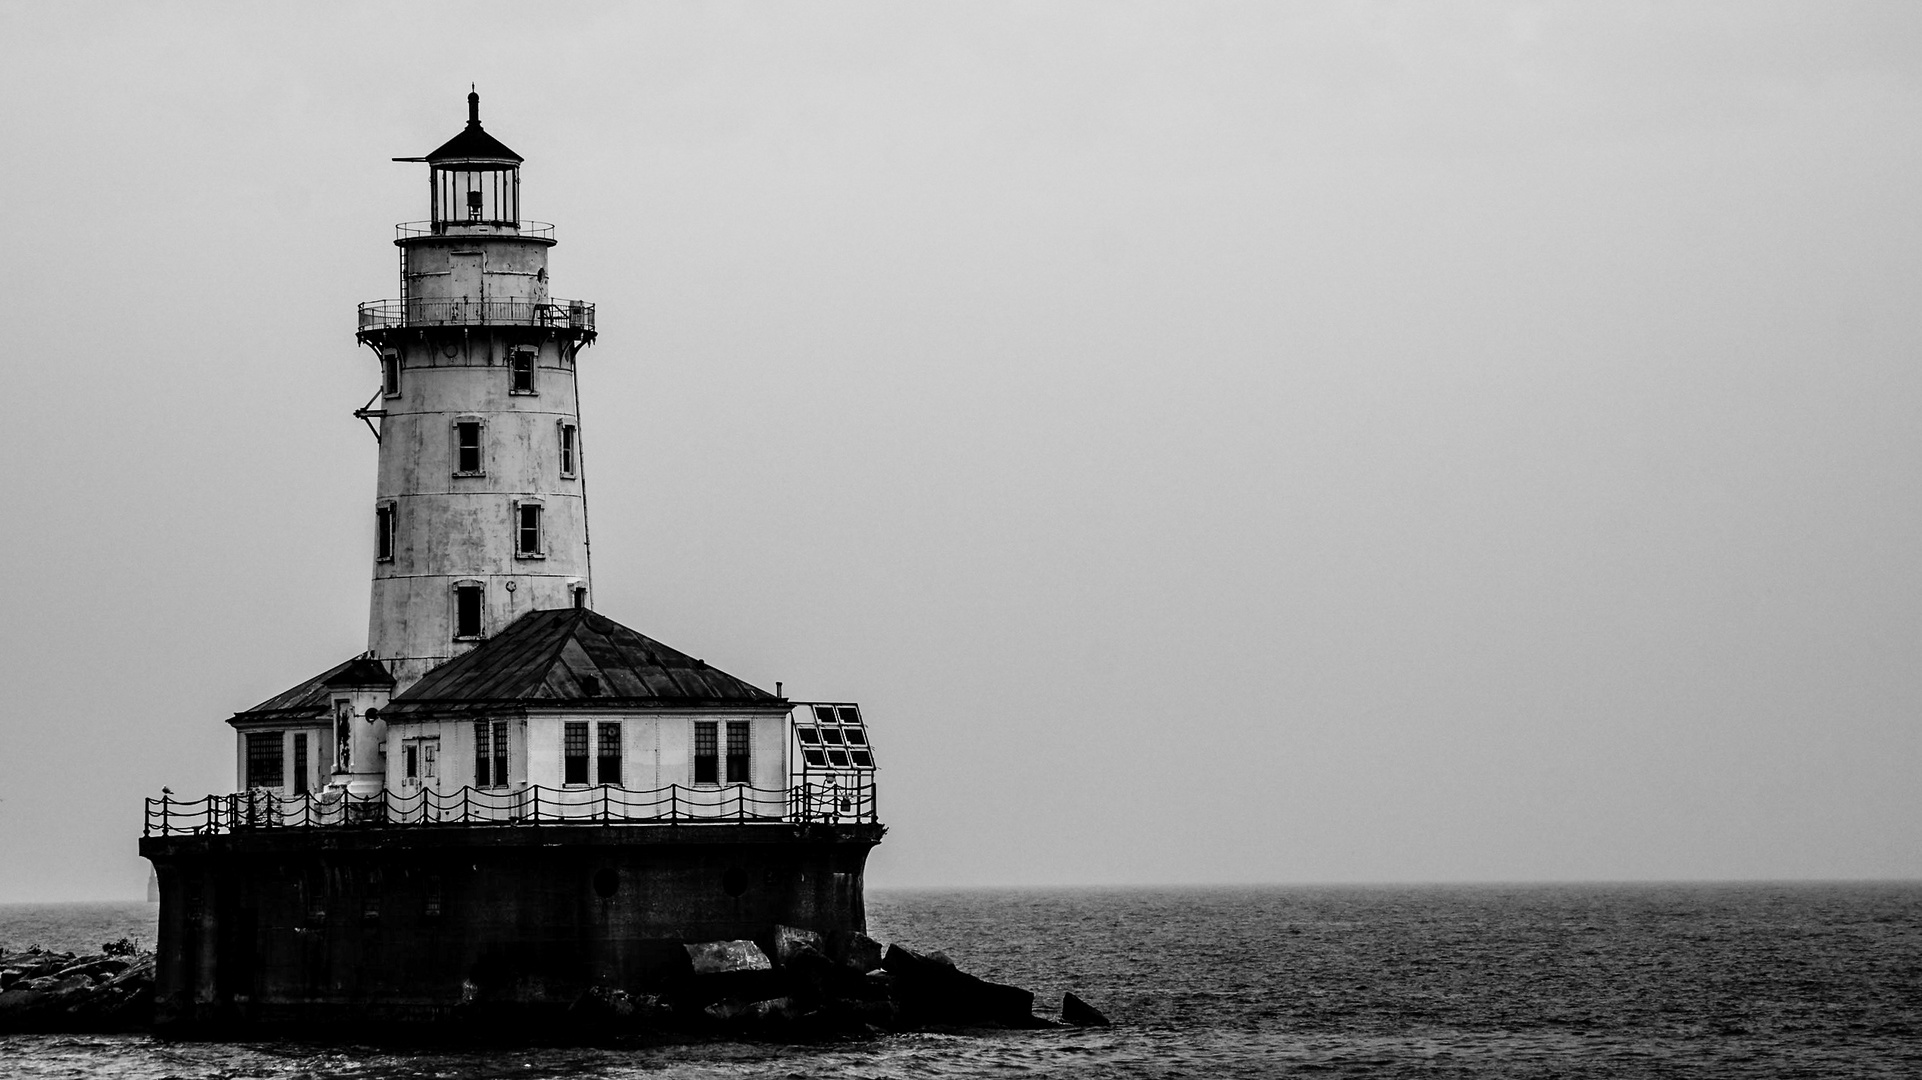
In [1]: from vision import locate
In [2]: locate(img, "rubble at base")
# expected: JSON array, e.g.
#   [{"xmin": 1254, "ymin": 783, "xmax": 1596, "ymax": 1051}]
[
  {"xmin": 0, "ymin": 947, "xmax": 156, "ymax": 1033},
  {"xmin": 0, "ymin": 931, "xmax": 1110, "ymax": 1040}
]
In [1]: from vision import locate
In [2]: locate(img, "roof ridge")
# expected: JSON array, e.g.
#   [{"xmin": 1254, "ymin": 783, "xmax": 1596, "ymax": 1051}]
[{"xmin": 528, "ymin": 607, "xmax": 593, "ymax": 697}]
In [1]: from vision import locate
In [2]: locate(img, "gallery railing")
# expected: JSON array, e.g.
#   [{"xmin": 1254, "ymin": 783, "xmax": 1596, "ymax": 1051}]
[
  {"xmin": 395, "ymin": 220, "xmax": 555, "ymax": 240},
  {"xmin": 143, "ymin": 779, "xmax": 877, "ymax": 837},
  {"xmin": 356, "ymin": 297, "xmax": 595, "ymax": 333}
]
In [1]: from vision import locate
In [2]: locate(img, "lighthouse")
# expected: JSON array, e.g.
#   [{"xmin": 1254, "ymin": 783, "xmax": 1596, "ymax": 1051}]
[
  {"xmin": 361, "ymin": 90, "xmax": 596, "ymax": 689},
  {"xmin": 139, "ymin": 94, "xmax": 885, "ymax": 1034}
]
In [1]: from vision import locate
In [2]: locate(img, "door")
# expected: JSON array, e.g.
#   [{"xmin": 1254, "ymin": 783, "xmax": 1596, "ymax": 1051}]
[{"xmin": 401, "ymin": 736, "xmax": 442, "ymax": 819}]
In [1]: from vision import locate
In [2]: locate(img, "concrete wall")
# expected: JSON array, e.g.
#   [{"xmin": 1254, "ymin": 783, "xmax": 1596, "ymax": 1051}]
[
  {"xmin": 141, "ymin": 823, "xmax": 882, "ymax": 1034},
  {"xmin": 366, "ymin": 319, "xmax": 590, "ymax": 690},
  {"xmin": 402, "ymin": 235, "xmax": 551, "ymax": 306},
  {"xmin": 380, "ymin": 709, "xmax": 790, "ymax": 814}
]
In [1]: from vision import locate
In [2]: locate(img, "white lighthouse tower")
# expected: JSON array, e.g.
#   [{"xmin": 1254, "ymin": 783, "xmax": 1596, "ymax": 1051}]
[{"xmin": 358, "ymin": 90, "xmax": 596, "ymax": 691}]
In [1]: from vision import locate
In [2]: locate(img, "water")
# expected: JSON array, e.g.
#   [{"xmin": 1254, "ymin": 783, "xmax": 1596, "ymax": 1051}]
[{"xmin": 3, "ymin": 883, "xmax": 1918, "ymax": 1077}]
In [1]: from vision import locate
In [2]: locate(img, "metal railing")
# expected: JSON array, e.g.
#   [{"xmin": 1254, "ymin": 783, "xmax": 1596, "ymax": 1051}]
[
  {"xmin": 357, "ymin": 297, "xmax": 594, "ymax": 333},
  {"xmin": 143, "ymin": 779, "xmax": 877, "ymax": 837},
  {"xmin": 395, "ymin": 220, "xmax": 556, "ymax": 240}
]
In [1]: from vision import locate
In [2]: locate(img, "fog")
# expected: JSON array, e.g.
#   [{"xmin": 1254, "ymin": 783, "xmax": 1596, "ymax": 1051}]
[{"xmin": 2, "ymin": 2, "xmax": 1919, "ymax": 900}]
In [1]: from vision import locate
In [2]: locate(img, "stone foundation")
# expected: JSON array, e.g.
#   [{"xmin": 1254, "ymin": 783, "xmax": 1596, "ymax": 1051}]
[{"xmin": 140, "ymin": 822, "xmax": 882, "ymax": 1035}]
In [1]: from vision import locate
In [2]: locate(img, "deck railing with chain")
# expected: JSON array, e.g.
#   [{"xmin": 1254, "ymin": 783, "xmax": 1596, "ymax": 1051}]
[{"xmin": 143, "ymin": 779, "xmax": 876, "ymax": 837}]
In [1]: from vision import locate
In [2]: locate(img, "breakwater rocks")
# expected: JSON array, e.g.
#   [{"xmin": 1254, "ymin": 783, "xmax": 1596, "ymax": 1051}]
[
  {"xmin": 0, "ymin": 928, "xmax": 1108, "ymax": 1040},
  {"xmin": 0, "ymin": 946, "xmax": 156, "ymax": 1033},
  {"xmin": 633, "ymin": 926, "xmax": 1112, "ymax": 1036}
]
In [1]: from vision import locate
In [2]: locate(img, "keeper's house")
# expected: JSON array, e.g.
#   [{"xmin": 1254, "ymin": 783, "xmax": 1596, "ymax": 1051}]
[{"xmin": 140, "ymin": 94, "xmax": 883, "ymax": 1034}]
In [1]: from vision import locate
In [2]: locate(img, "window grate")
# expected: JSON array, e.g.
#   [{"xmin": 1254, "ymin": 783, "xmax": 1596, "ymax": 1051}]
[
  {"xmin": 597, "ymin": 722, "xmax": 622, "ymax": 786},
  {"xmin": 726, "ymin": 721, "xmax": 751, "ymax": 784},
  {"xmin": 693, "ymin": 721, "xmax": 718, "ymax": 785},
  {"xmin": 246, "ymin": 732, "xmax": 284, "ymax": 789},
  {"xmin": 563, "ymin": 722, "xmax": 589, "ymax": 785}
]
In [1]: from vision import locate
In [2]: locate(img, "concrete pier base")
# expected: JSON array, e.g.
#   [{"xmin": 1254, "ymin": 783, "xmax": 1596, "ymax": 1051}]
[{"xmin": 139, "ymin": 822, "xmax": 882, "ymax": 1036}]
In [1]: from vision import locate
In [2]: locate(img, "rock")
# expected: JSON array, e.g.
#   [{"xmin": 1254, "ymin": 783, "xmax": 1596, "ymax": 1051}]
[
  {"xmin": 881, "ymin": 944, "xmax": 1039, "ymax": 1028},
  {"xmin": 567, "ymin": 985, "xmax": 636, "ymax": 1025},
  {"xmin": 702, "ymin": 997, "xmax": 749, "ymax": 1022},
  {"xmin": 1062, "ymin": 992, "xmax": 1110, "ymax": 1026},
  {"xmin": 771, "ymin": 925, "xmax": 825, "ymax": 968},
  {"xmin": 24, "ymin": 977, "xmax": 60, "ymax": 993},
  {"xmin": 48, "ymin": 975, "xmax": 94, "ymax": 994},
  {"xmin": 101, "ymin": 956, "xmax": 155, "ymax": 990},
  {"xmin": 743, "ymin": 996, "xmax": 797, "ymax": 1023},
  {"xmin": 826, "ymin": 930, "xmax": 884, "ymax": 974},
  {"xmin": 55, "ymin": 959, "xmax": 127, "ymax": 982},
  {"xmin": 683, "ymin": 940, "xmax": 772, "ymax": 975}
]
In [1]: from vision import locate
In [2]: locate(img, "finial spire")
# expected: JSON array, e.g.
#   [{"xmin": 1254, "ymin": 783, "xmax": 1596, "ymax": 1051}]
[{"xmin": 468, "ymin": 87, "xmax": 480, "ymax": 127}]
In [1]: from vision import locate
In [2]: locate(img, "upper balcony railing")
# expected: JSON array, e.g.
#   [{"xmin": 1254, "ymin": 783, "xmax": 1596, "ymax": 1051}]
[
  {"xmin": 395, "ymin": 220, "xmax": 555, "ymax": 240},
  {"xmin": 143, "ymin": 779, "xmax": 878, "ymax": 837},
  {"xmin": 358, "ymin": 297, "xmax": 595, "ymax": 334}
]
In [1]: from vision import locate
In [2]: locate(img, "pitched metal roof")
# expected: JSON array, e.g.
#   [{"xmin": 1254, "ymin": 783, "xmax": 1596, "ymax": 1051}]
[
  {"xmin": 231, "ymin": 655, "xmax": 395, "ymax": 722},
  {"xmin": 425, "ymin": 92, "xmax": 522, "ymax": 164},
  {"xmin": 383, "ymin": 608, "xmax": 782, "ymax": 715}
]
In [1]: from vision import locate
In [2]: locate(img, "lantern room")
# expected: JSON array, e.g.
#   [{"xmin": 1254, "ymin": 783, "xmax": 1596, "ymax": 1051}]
[{"xmin": 404, "ymin": 89, "xmax": 522, "ymax": 231}]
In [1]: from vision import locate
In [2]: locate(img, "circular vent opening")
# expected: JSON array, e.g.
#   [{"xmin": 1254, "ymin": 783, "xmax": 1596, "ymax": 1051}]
[{"xmin": 592, "ymin": 868, "xmax": 619, "ymax": 899}]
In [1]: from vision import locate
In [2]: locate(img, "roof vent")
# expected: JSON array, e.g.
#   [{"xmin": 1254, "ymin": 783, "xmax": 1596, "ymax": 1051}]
[{"xmin": 580, "ymin": 675, "xmax": 601, "ymax": 697}]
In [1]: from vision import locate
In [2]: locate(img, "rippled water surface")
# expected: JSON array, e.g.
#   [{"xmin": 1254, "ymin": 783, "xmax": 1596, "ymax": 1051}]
[{"xmin": 4, "ymin": 883, "xmax": 1918, "ymax": 1077}]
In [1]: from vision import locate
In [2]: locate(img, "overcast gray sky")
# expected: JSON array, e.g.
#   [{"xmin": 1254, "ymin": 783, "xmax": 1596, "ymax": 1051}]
[{"xmin": 2, "ymin": 2, "xmax": 1919, "ymax": 901}]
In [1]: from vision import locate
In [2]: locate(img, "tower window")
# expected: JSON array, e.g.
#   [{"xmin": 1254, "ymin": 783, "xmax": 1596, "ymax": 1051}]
[
  {"xmin": 726, "ymin": 721, "xmax": 751, "ymax": 784},
  {"xmin": 510, "ymin": 349, "xmax": 536, "ymax": 394},
  {"xmin": 375, "ymin": 503, "xmax": 396, "ymax": 562},
  {"xmin": 598, "ymin": 722, "xmax": 622, "ymax": 786},
  {"xmin": 381, "ymin": 352, "xmax": 401, "ymax": 397},
  {"xmin": 515, "ymin": 503, "xmax": 543, "ymax": 558},
  {"xmin": 559, "ymin": 424, "xmax": 577, "ymax": 478},
  {"xmin": 563, "ymin": 722, "xmax": 590, "ymax": 785},
  {"xmin": 693, "ymin": 722, "xmax": 718, "ymax": 785},
  {"xmin": 246, "ymin": 732, "xmax": 284, "ymax": 789},
  {"xmin": 572, "ymin": 585, "xmax": 587, "ymax": 609},
  {"xmin": 454, "ymin": 421, "xmax": 484, "ymax": 476},
  {"xmin": 454, "ymin": 582, "xmax": 484, "ymax": 640}
]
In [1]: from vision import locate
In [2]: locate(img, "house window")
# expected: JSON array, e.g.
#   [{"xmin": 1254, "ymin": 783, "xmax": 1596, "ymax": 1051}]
[
  {"xmin": 381, "ymin": 352, "xmax": 401, "ymax": 397},
  {"xmin": 454, "ymin": 582, "xmax": 484, "ymax": 640},
  {"xmin": 454, "ymin": 420, "xmax": 484, "ymax": 476},
  {"xmin": 515, "ymin": 503, "xmax": 543, "ymax": 558},
  {"xmin": 246, "ymin": 732, "xmax": 284, "ymax": 789},
  {"xmin": 474, "ymin": 720, "xmax": 509, "ymax": 787},
  {"xmin": 510, "ymin": 348, "xmax": 536, "ymax": 394},
  {"xmin": 726, "ymin": 721, "xmax": 751, "ymax": 784},
  {"xmin": 293, "ymin": 733, "xmax": 309, "ymax": 795},
  {"xmin": 334, "ymin": 700, "xmax": 353, "ymax": 773},
  {"xmin": 375, "ymin": 503, "xmax": 396, "ymax": 562},
  {"xmin": 597, "ymin": 722, "xmax": 622, "ymax": 786},
  {"xmin": 563, "ymin": 722, "xmax": 590, "ymax": 785},
  {"xmin": 559, "ymin": 424, "xmax": 577, "ymax": 478},
  {"xmin": 693, "ymin": 721, "xmax": 718, "ymax": 785}
]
